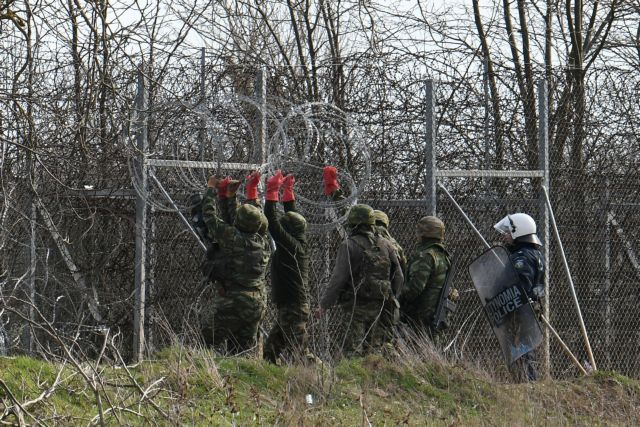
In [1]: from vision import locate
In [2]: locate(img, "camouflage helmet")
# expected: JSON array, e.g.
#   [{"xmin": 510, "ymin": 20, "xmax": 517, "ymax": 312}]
[
  {"xmin": 372, "ymin": 210, "xmax": 389, "ymax": 228},
  {"xmin": 281, "ymin": 211, "xmax": 307, "ymax": 237},
  {"xmin": 417, "ymin": 216, "xmax": 445, "ymax": 240},
  {"xmin": 234, "ymin": 204, "xmax": 263, "ymax": 233},
  {"xmin": 347, "ymin": 204, "xmax": 375, "ymax": 227},
  {"xmin": 257, "ymin": 211, "xmax": 269, "ymax": 235}
]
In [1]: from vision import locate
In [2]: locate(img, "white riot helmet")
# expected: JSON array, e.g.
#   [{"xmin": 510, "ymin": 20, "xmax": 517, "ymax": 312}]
[{"xmin": 493, "ymin": 213, "xmax": 542, "ymax": 246}]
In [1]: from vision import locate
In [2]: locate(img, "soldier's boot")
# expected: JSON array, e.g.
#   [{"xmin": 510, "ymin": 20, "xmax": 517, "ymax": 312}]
[
  {"xmin": 304, "ymin": 350, "xmax": 324, "ymax": 366},
  {"xmin": 254, "ymin": 332, "xmax": 264, "ymax": 360},
  {"xmin": 381, "ymin": 342, "xmax": 399, "ymax": 359}
]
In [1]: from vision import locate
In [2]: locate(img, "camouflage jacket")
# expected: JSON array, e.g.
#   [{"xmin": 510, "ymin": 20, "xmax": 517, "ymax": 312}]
[
  {"xmin": 321, "ymin": 228, "xmax": 404, "ymax": 309},
  {"xmin": 400, "ymin": 239, "xmax": 451, "ymax": 318},
  {"xmin": 376, "ymin": 226, "xmax": 408, "ymax": 273},
  {"xmin": 264, "ymin": 200, "xmax": 310, "ymax": 308},
  {"xmin": 202, "ymin": 188, "xmax": 270, "ymax": 293}
]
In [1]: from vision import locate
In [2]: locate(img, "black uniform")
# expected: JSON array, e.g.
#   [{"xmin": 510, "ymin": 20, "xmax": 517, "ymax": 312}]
[{"xmin": 509, "ymin": 240, "xmax": 545, "ymax": 381}]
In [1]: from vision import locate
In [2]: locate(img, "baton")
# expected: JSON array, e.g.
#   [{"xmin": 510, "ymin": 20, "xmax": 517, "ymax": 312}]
[
  {"xmin": 437, "ymin": 182, "xmax": 490, "ymax": 248},
  {"xmin": 539, "ymin": 314, "xmax": 588, "ymax": 375},
  {"xmin": 542, "ymin": 185, "xmax": 597, "ymax": 372}
]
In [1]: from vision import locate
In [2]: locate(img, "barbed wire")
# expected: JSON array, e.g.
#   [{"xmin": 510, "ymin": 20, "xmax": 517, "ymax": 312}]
[{"xmin": 126, "ymin": 93, "xmax": 371, "ymax": 232}]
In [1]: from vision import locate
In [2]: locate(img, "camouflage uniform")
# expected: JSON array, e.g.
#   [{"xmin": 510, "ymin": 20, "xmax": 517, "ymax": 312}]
[
  {"xmin": 373, "ymin": 210, "xmax": 408, "ymax": 273},
  {"xmin": 190, "ymin": 193, "xmax": 222, "ymax": 281},
  {"xmin": 321, "ymin": 205, "xmax": 404, "ymax": 357},
  {"xmin": 200, "ymin": 188, "xmax": 270, "ymax": 354},
  {"xmin": 401, "ymin": 240, "xmax": 451, "ymax": 333},
  {"xmin": 400, "ymin": 216, "xmax": 452, "ymax": 337},
  {"xmin": 262, "ymin": 200, "xmax": 310, "ymax": 363}
]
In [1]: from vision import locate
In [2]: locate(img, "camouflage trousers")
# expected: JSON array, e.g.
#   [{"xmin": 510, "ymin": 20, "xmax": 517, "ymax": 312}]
[
  {"xmin": 402, "ymin": 285, "xmax": 442, "ymax": 337},
  {"xmin": 264, "ymin": 303, "xmax": 310, "ymax": 363},
  {"xmin": 201, "ymin": 287, "xmax": 266, "ymax": 355},
  {"xmin": 338, "ymin": 297, "xmax": 398, "ymax": 357}
]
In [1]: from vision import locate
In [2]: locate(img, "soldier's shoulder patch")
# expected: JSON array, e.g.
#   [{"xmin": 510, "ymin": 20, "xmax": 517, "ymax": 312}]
[{"xmin": 513, "ymin": 259, "xmax": 525, "ymax": 269}]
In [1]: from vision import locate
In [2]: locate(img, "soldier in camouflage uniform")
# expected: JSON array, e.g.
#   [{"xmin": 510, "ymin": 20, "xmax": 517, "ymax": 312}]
[
  {"xmin": 244, "ymin": 170, "xmax": 312, "ymax": 364},
  {"xmin": 200, "ymin": 175, "xmax": 270, "ymax": 355},
  {"xmin": 194, "ymin": 177, "xmax": 233, "ymax": 344},
  {"xmin": 400, "ymin": 216, "xmax": 457, "ymax": 337},
  {"xmin": 194, "ymin": 176, "xmax": 268, "ymax": 281},
  {"xmin": 373, "ymin": 210, "xmax": 408, "ymax": 273},
  {"xmin": 318, "ymin": 204, "xmax": 404, "ymax": 357},
  {"xmin": 321, "ymin": 170, "xmax": 406, "ymax": 274}
]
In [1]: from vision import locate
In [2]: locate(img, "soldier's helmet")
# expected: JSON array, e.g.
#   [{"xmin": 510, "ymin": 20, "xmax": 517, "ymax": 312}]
[
  {"xmin": 257, "ymin": 211, "xmax": 269, "ymax": 235},
  {"xmin": 493, "ymin": 213, "xmax": 542, "ymax": 246},
  {"xmin": 417, "ymin": 216, "xmax": 445, "ymax": 240},
  {"xmin": 347, "ymin": 204, "xmax": 375, "ymax": 227},
  {"xmin": 234, "ymin": 204, "xmax": 263, "ymax": 233},
  {"xmin": 372, "ymin": 210, "xmax": 389, "ymax": 228},
  {"xmin": 280, "ymin": 211, "xmax": 307, "ymax": 237}
]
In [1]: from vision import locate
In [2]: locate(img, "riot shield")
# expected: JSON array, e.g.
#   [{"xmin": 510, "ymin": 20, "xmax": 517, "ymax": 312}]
[{"xmin": 469, "ymin": 246, "xmax": 543, "ymax": 365}]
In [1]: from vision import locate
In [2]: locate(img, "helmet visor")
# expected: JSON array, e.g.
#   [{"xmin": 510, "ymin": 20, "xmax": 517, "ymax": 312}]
[{"xmin": 493, "ymin": 215, "xmax": 515, "ymax": 236}]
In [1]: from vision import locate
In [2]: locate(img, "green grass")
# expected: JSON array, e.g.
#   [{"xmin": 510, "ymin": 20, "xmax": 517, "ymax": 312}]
[{"xmin": 1, "ymin": 349, "xmax": 640, "ymax": 425}]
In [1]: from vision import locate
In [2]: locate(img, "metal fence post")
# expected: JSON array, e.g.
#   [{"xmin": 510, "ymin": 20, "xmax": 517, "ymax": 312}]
[
  {"xmin": 537, "ymin": 79, "xmax": 551, "ymax": 378},
  {"xmin": 482, "ymin": 58, "xmax": 491, "ymax": 171},
  {"xmin": 255, "ymin": 66, "xmax": 267, "ymax": 164},
  {"xmin": 198, "ymin": 47, "xmax": 206, "ymax": 173},
  {"xmin": 28, "ymin": 198, "xmax": 37, "ymax": 354},
  {"xmin": 425, "ymin": 80, "xmax": 436, "ymax": 215},
  {"xmin": 134, "ymin": 66, "xmax": 148, "ymax": 362},
  {"xmin": 604, "ymin": 178, "xmax": 611, "ymax": 368}
]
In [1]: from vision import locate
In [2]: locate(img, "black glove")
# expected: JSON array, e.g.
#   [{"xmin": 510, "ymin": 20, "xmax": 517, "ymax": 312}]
[
  {"xmin": 531, "ymin": 285, "xmax": 545, "ymax": 300},
  {"xmin": 530, "ymin": 299, "xmax": 542, "ymax": 317}
]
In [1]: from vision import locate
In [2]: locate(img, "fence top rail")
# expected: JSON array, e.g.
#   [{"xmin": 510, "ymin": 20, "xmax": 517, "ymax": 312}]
[
  {"xmin": 146, "ymin": 159, "xmax": 262, "ymax": 170},
  {"xmin": 146, "ymin": 162, "xmax": 546, "ymax": 178},
  {"xmin": 435, "ymin": 170, "xmax": 545, "ymax": 178}
]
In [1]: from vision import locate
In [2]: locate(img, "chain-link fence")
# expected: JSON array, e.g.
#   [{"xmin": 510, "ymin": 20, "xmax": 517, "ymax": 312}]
[{"xmin": 1, "ymin": 55, "xmax": 639, "ymax": 379}]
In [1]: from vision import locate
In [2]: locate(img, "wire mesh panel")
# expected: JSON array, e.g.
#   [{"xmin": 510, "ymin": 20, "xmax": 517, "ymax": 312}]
[
  {"xmin": 1, "ymin": 47, "xmax": 639, "ymax": 379},
  {"xmin": 131, "ymin": 63, "xmax": 640, "ymax": 379}
]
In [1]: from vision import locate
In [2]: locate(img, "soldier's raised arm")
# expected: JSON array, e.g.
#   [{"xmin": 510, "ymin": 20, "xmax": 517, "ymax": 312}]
[
  {"xmin": 223, "ymin": 178, "xmax": 242, "ymax": 225},
  {"xmin": 210, "ymin": 176, "xmax": 233, "ymax": 225},
  {"xmin": 202, "ymin": 176, "xmax": 235, "ymax": 241},
  {"xmin": 243, "ymin": 170, "xmax": 262, "ymax": 208},
  {"xmin": 323, "ymin": 165, "xmax": 348, "ymax": 214},
  {"xmin": 282, "ymin": 173, "xmax": 298, "ymax": 214},
  {"xmin": 264, "ymin": 172, "xmax": 306, "ymax": 251}
]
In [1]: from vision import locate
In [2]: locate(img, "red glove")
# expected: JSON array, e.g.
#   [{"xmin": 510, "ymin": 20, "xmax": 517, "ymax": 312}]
[
  {"xmin": 323, "ymin": 166, "xmax": 340, "ymax": 196},
  {"xmin": 282, "ymin": 174, "xmax": 296, "ymax": 202},
  {"xmin": 245, "ymin": 171, "xmax": 261, "ymax": 200},
  {"xmin": 265, "ymin": 170, "xmax": 284, "ymax": 201},
  {"xmin": 216, "ymin": 176, "xmax": 231, "ymax": 199}
]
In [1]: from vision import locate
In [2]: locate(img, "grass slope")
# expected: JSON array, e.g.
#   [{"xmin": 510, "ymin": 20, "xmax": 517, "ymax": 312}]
[{"xmin": 1, "ymin": 348, "xmax": 639, "ymax": 426}]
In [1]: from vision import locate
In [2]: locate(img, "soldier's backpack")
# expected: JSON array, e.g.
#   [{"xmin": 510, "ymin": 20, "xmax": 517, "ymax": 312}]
[{"xmin": 351, "ymin": 234, "xmax": 393, "ymax": 301}]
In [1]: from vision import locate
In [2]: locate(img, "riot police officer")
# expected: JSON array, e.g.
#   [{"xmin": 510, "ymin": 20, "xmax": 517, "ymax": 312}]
[{"xmin": 494, "ymin": 213, "xmax": 545, "ymax": 381}]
